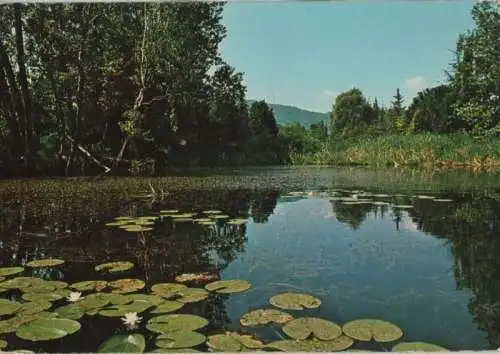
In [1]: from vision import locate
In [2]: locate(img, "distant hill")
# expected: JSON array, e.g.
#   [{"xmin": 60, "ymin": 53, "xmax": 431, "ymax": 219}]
[{"xmin": 247, "ymin": 100, "xmax": 330, "ymax": 127}]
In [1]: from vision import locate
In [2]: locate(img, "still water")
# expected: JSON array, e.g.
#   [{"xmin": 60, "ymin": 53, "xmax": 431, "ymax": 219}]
[{"xmin": 0, "ymin": 167, "xmax": 499, "ymax": 352}]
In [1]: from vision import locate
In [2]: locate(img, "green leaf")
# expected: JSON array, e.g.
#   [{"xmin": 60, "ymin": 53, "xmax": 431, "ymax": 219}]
[
  {"xmin": 25, "ymin": 259, "xmax": 65, "ymax": 268},
  {"xmin": 95, "ymin": 262, "xmax": 134, "ymax": 274},
  {"xmin": 205, "ymin": 280, "xmax": 251, "ymax": 294},
  {"xmin": 0, "ymin": 267, "xmax": 24, "ymax": 277},
  {"xmin": 70, "ymin": 280, "xmax": 108, "ymax": 292},
  {"xmin": 156, "ymin": 331, "xmax": 206, "ymax": 349},
  {"xmin": 17, "ymin": 301, "xmax": 52, "ymax": 315},
  {"xmin": 176, "ymin": 288, "xmax": 208, "ymax": 303},
  {"xmin": 240, "ymin": 308, "xmax": 293, "ymax": 327},
  {"xmin": 266, "ymin": 336, "xmax": 354, "ymax": 351},
  {"xmin": 0, "ymin": 299, "xmax": 21, "ymax": 316},
  {"xmin": 342, "ymin": 319, "xmax": 403, "ymax": 342},
  {"xmin": 22, "ymin": 292, "xmax": 63, "ymax": 302},
  {"xmin": 207, "ymin": 332, "xmax": 263, "ymax": 351},
  {"xmin": 152, "ymin": 283, "xmax": 187, "ymax": 298},
  {"xmin": 108, "ymin": 279, "xmax": 145, "ymax": 294},
  {"xmin": 98, "ymin": 300, "xmax": 153, "ymax": 317},
  {"xmin": 147, "ymin": 314, "xmax": 209, "ymax": 334},
  {"xmin": 392, "ymin": 341, "xmax": 449, "ymax": 351},
  {"xmin": 282, "ymin": 317, "xmax": 342, "ymax": 340},
  {"xmin": 125, "ymin": 294, "xmax": 165, "ymax": 306},
  {"xmin": 98, "ymin": 333, "xmax": 146, "ymax": 353},
  {"xmin": 54, "ymin": 304, "xmax": 85, "ymax": 320},
  {"xmin": 269, "ymin": 292, "xmax": 321, "ymax": 310},
  {"xmin": 151, "ymin": 301, "xmax": 184, "ymax": 314},
  {"xmin": 16, "ymin": 318, "xmax": 81, "ymax": 341},
  {"xmin": 0, "ymin": 339, "xmax": 7, "ymax": 349}
]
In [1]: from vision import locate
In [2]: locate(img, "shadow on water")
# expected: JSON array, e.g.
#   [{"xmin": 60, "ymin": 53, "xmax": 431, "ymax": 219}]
[{"xmin": 0, "ymin": 167, "xmax": 500, "ymax": 352}]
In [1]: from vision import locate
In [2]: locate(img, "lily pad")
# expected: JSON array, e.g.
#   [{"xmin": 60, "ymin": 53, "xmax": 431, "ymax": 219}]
[
  {"xmin": 240, "ymin": 309, "xmax": 293, "ymax": 327},
  {"xmin": 392, "ymin": 341, "xmax": 448, "ymax": 351},
  {"xmin": 105, "ymin": 221, "xmax": 133, "ymax": 227},
  {"xmin": 25, "ymin": 259, "xmax": 65, "ymax": 268},
  {"xmin": 151, "ymin": 349, "xmax": 199, "ymax": 353},
  {"xmin": 151, "ymin": 301, "xmax": 184, "ymax": 314},
  {"xmin": 227, "ymin": 218, "xmax": 248, "ymax": 225},
  {"xmin": 176, "ymin": 288, "xmax": 209, "ymax": 303},
  {"xmin": 21, "ymin": 283, "xmax": 56, "ymax": 294},
  {"xmin": 22, "ymin": 292, "xmax": 63, "ymax": 302},
  {"xmin": 172, "ymin": 218, "xmax": 194, "ymax": 223},
  {"xmin": 211, "ymin": 214, "xmax": 230, "ymax": 219},
  {"xmin": 269, "ymin": 292, "xmax": 321, "ymax": 310},
  {"xmin": 91, "ymin": 293, "xmax": 131, "ymax": 305},
  {"xmin": 152, "ymin": 283, "xmax": 188, "ymax": 299},
  {"xmin": 0, "ymin": 299, "xmax": 21, "ymax": 316},
  {"xmin": 170, "ymin": 213, "xmax": 196, "ymax": 219},
  {"xmin": 342, "ymin": 319, "xmax": 403, "ymax": 342},
  {"xmin": 0, "ymin": 267, "xmax": 24, "ymax": 277},
  {"xmin": 77, "ymin": 296, "xmax": 110, "ymax": 310},
  {"xmin": 266, "ymin": 336, "xmax": 354, "ymax": 352},
  {"xmin": 95, "ymin": 262, "xmax": 134, "ymax": 274},
  {"xmin": 0, "ymin": 339, "xmax": 6, "ymax": 349},
  {"xmin": 199, "ymin": 221, "xmax": 216, "ymax": 226},
  {"xmin": 70, "ymin": 280, "xmax": 108, "ymax": 292},
  {"xmin": 126, "ymin": 294, "xmax": 165, "ymax": 306},
  {"xmin": 156, "ymin": 331, "xmax": 206, "ymax": 349},
  {"xmin": 123, "ymin": 226, "xmax": 153, "ymax": 232},
  {"xmin": 1, "ymin": 277, "xmax": 44, "ymax": 290},
  {"xmin": 175, "ymin": 273, "xmax": 217, "ymax": 283},
  {"xmin": 203, "ymin": 210, "xmax": 222, "ymax": 214},
  {"xmin": 282, "ymin": 317, "xmax": 342, "ymax": 340},
  {"xmin": 108, "ymin": 279, "xmax": 145, "ymax": 294},
  {"xmin": 207, "ymin": 332, "xmax": 263, "ymax": 351},
  {"xmin": 17, "ymin": 301, "xmax": 52, "ymax": 315},
  {"xmin": 98, "ymin": 333, "xmax": 146, "ymax": 353},
  {"xmin": 98, "ymin": 300, "xmax": 153, "ymax": 317},
  {"xmin": 147, "ymin": 314, "xmax": 209, "ymax": 334},
  {"xmin": 205, "ymin": 280, "xmax": 251, "ymax": 294},
  {"xmin": 54, "ymin": 304, "xmax": 85, "ymax": 320},
  {"xmin": 16, "ymin": 318, "xmax": 80, "ymax": 341},
  {"xmin": 160, "ymin": 210, "xmax": 179, "ymax": 214},
  {"xmin": 47, "ymin": 281, "xmax": 68, "ymax": 289}
]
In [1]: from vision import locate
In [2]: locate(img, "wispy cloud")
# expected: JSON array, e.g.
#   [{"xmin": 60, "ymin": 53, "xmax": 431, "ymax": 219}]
[{"xmin": 404, "ymin": 76, "xmax": 427, "ymax": 94}]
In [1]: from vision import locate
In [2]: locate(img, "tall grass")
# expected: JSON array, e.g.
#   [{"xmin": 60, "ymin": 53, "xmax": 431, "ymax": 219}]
[{"xmin": 293, "ymin": 133, "xmax": 500, "ymax": 170}]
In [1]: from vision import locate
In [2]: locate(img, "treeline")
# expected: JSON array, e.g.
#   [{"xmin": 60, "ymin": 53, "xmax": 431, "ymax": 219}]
[
  {"xmin": 0, "ymin": 3, "xmax": 288, "ymax": 178},
  {"xmin": 285, "ymin": 1, "xmax": 499, "ymax": 168}
]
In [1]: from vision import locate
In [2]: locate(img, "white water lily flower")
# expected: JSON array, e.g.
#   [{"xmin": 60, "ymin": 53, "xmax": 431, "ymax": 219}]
[
  {"xmin": 121, "ymin": 312, "xmax": 142, "ymax": 329},
  {"xmin": 67, "ymin": 291, "xmax": 82, "ymax": 302}
]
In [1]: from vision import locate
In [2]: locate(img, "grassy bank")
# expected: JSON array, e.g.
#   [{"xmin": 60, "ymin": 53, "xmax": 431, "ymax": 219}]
[{"xmin": 291, "ymin": 133, "xmax": 500, "ymax": 171}]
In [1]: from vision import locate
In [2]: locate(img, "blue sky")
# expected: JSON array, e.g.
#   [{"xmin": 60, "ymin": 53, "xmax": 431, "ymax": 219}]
[{"xmin": 219, "ymin": 1, "xmax": 476, "ymax": 113}]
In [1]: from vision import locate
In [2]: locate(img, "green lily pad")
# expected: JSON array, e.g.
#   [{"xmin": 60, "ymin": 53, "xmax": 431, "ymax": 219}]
[
  {"xmin": 203, "ymin": 210, "xmax": 222, "ymax": 214},
  {"xmin": 123, "ymin": 225, "xmax": 153, "ymax": 232},
  {"xmin": 54, "ymin": 304, "xmax": 85, "ymax": 320},
  {"xmin": 77, "ymin": 296, "xmax": 110, "ymax": 310},
  {"xmin": 90, "ymin": 293, "xmax": 131, "ymax": 305},
  {"xmin": 434, "ymin": 199, "xmax": 453, "ymax": 202},
  {"xmin": 342, "ymin": 319, "xmax": 403, "ymax": 342},
  {"xmin": 108, "ymin": 279, "xmax": 145, "ymax": 294},
  {"xmin": 176, "ymin": 288, "xmax": 209, "ymax": 303},
  {"xmin": 21, "ymin": 283, "xmax": 56, "ymax": 294},
  {"xmin": 70, "ymin": 280, "xmax": 108, "ymax": 292},
  {"xmin": 0, "ymin": 339, "xmax": 6, "ymax": 349},
  {"xmin": 199, "ymin": 221, "xmax": 216, "ymax": 226},
  {"xmin": 172, "ymin": 218, "xmax": 194, "ymax": 223},
  {"xmin": 152, "ymin": 283, "xmax": 188, "ymax": 299},
  {"xmin": 175, "ymin": 273, "xmax": 217, "ymax": 283},
  {"xmin": 147, "ymin": 314, "xmax": 209, "ymax": 334},
  {"xmin": 211, "ymin": 214, "xmax": 230, "ymax": 219},
  {"xmin": 392, "ymin": 342, "xmax": 449, "ymax": 351},
  {"xmin": 22, "ymin": 292, "xmax": 63, "ymax": 302},
  {"xmin": 240, "ymin": 309, "xmax": 293, "ymax": 327},
  {"xmin": 0, "ymin": 299, "xmax": 21, "ymax": 316},
  {"xmin": 0, "ymin": 267, "xmax": 24, "ymax": 277},
  {"xmin": 193, "ymin": 218, "xmax": 212, "ymax": 223},
  {"xmin": 170, "ymin": 213, "xmax": 196, "ymax": 218},
  {"xmin": 393, "ymin": 205, "xmax": 413, "ymax": 209},
  {"xmin": 227, "ymin": 218, "xmax": 248, "ymax": 225},
  {"xmin": 266, "ymin": 336, "xmax": 354, "ymax": 352},
  {"xmin": 269, "ymin": 292, "xmax": 321, "ymax": 310},
  {"xmin": 160, "ymin": 210, "xmax": 179, "ymax": 214},
  {"xmin": 98, "ymin": 333, "xmax": 146, "ymax": 353},
  {"xmin": 2, "ymin": 351, "xmax": 35, "ymax": 354},
  {"xmin": 151, "ymin": 301, "xmax": 184, "ymax": 314},
  {"xmin": 16, "ymin": 318, "xmax": 80, "ymax": 341},
  {"xmin": 46, "ymin": 281, "xmax": 68, "ymax": 289},
  {"xmin": 205, "ymin": 280, "xmax": 251, "ymax": 294},
  {"xmin": 207, "ymin": 332, "xmax": 263, "ymax": 351},
  {"xmin": 25, "ymin": 259, "xmax": 65, "ymax": 268},
  {"xmin": 105, "ymin": 221, "xmax": 133, "ymax": 227},
  {"xmin": 17, "ymin": 301, "xmax": 52, "ymax": 315},
  {"xmin": 156, "ymin": 331, "xmax": 206, "ymax": 349},
  {"xmin": 98, "ymin": 300, "xmax": 153, "ymax": 317},
  {"xmin": 1, "ymin": 277, "xmax": 44, "ymax": 290},
  {"xmin": 0, "ymin": 312, "xmax": 56, "ymax": 334},
  {"xmin": 126, "ymin": 294, "xmax": 165, "ymax": 306},
  {"xmin": 95, "ymin": 262, "xmax": 134, "ymax": 274},
  {"xmin": 282, "ymin": 317, "xmax": 342, "ymax": 340}
]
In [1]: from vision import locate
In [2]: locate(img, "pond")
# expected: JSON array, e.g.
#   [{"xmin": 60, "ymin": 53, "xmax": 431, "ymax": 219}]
[{"xmin": 0, "ymin": 166, "xmax": 499, "ymax": 352}]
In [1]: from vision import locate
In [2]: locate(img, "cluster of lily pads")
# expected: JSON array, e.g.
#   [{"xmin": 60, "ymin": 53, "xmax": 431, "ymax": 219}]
[
  {"xmin": 0, "ymin": 258, "xmax": 449, "ymax": 353},
  {"xmin": 105, "ymin": 209, "xmax": 248, "ymax": 232},
  {"xmin": 285, "ymin": 189, "xmax": 454, "ymax": 209}
]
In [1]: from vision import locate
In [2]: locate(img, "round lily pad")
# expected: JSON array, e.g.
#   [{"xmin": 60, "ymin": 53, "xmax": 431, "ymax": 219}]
[
  {"xmin": 266, "ymin": 336, "xmax": 354, "ymax": 351},
  {"xmin": 156, "ymin": 331, "xmax": 206, "ymax": 349},
  {"xmin": 160, "ymin": 210, "xmax": 179, "ymax": 214},
  {"xmin": 98, "ymin": 333, "xmax": 146, "ymax": 353},
  {"xmin": 54, "ymin": 304, "xmax": 85, "ymax": 320},
  {"xmin": 176, "ymin": 288, "xmax": 209, "ymax": 303},
  {"xmin": 199, "ymin": 221, "xmax": 216, "ymax": 226},
  {"xmin": 203, "ymin": 210, "xmax": 222, "ymax": 214},
  {"xmin": 126, "ymin": 294, "xmax": 165, "ymax": 306},
  {"xmin": 152, "ymin": 283, "xmax": 188, "ymax": 299},
  {"xmin": 1, "ymin": 277, "xmax": 44, "ymax": 290},
  {"xmin": 227, "ymin": 218, "xmax": 248, "ymax": 225},
  {"xmin": 16, "ymin": 318, "xmax": 80, "ymax": 341},
  {"xmin": 282, "ymin": 317, "xmax": 342, "ymax": 340},
  {"xmin": 269, "ymin": 292, "xmax": 321, "ymax": 310},
  {"xmin": 207, "ymin": 332, "xmax": 263, "ymax": 351},
  {"xmin": 123, "ymin": 225, "xmax": 153, "ymax": 232},
  {"xmin": 22, "ymin": 292, "xmax": 63, "ymax": 302},
  {"xmin": 205, "ymin": 280, "xmax": 251, "ymax": 294},
  {"xmin": 25, "ymin": 259, "xmax": 65, "ymax": 268},
  {"xmin": 105, "ymin": 221, "xmax": 133, "ymax": 227},
  {"xmin": 91, "ymin": 293, "xmax": 131, "ymax": 305},
  {"xmin": 98, "ymin": 300, "xmax": 153, "ymax": 317},
  {"xmin": 108, "ymin": 279, "xmax": 145, "ymax": 294},
  {"xmin": 175, "ymin": 273, "xmax": 217, "ymax": 283},
  {"xmin": 342, "ymin": 319, "xmax": 403, "ymax": 342},
  {"xmin": 47, "ymin": 281, "xmax": 68, "ymax": 289},
  {"xmin": 211, "ymin": 214, "xmax": 230, "ymax": 219},
  {"xmin": 240, "ymin": 309, "xmax": 293, "ymax": 327},
  {"xmin": 95, "ymin": 262, "xmax": 134, "ymax": 274},
  {"xmin": 17, "ymin": 301, "xmax": 52, "ymax": 315},
  {"xmin": 151, "ymin": 301, "xmax": 184, "ymax": 314},
  {"xmin": 147, "ymin": 314, "xmax": 209, "ymax": 334},
  {"xmin": 21, "ymin": 283, "xmax": 56, "ymax": 294},
  {"xmin": 0, "ymin": 267, "xmax": 24, "ymax": 277},
  {"xmin": 0, "ymin": 299, "xmax": 21, "ymax": 316},
  {"xmin": 70, "ymin": 280, "xmax": 108, "ymax": 292},
  {"xmin": 392, "ymin": 341, "xmax": 448, "ymax": 351},
  {"xmin": 77, "ymin": 296, "xmax": 110, "ymax": 310},
  {"xmin": 0, "ymin": 339, "xmax": 6, "ymax": 349}
]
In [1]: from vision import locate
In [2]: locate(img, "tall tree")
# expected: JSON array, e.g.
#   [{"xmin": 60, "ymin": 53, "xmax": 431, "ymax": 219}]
[{"xmin": 330, "ymin": 88, "xmax": 374, "ymax": 137}]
